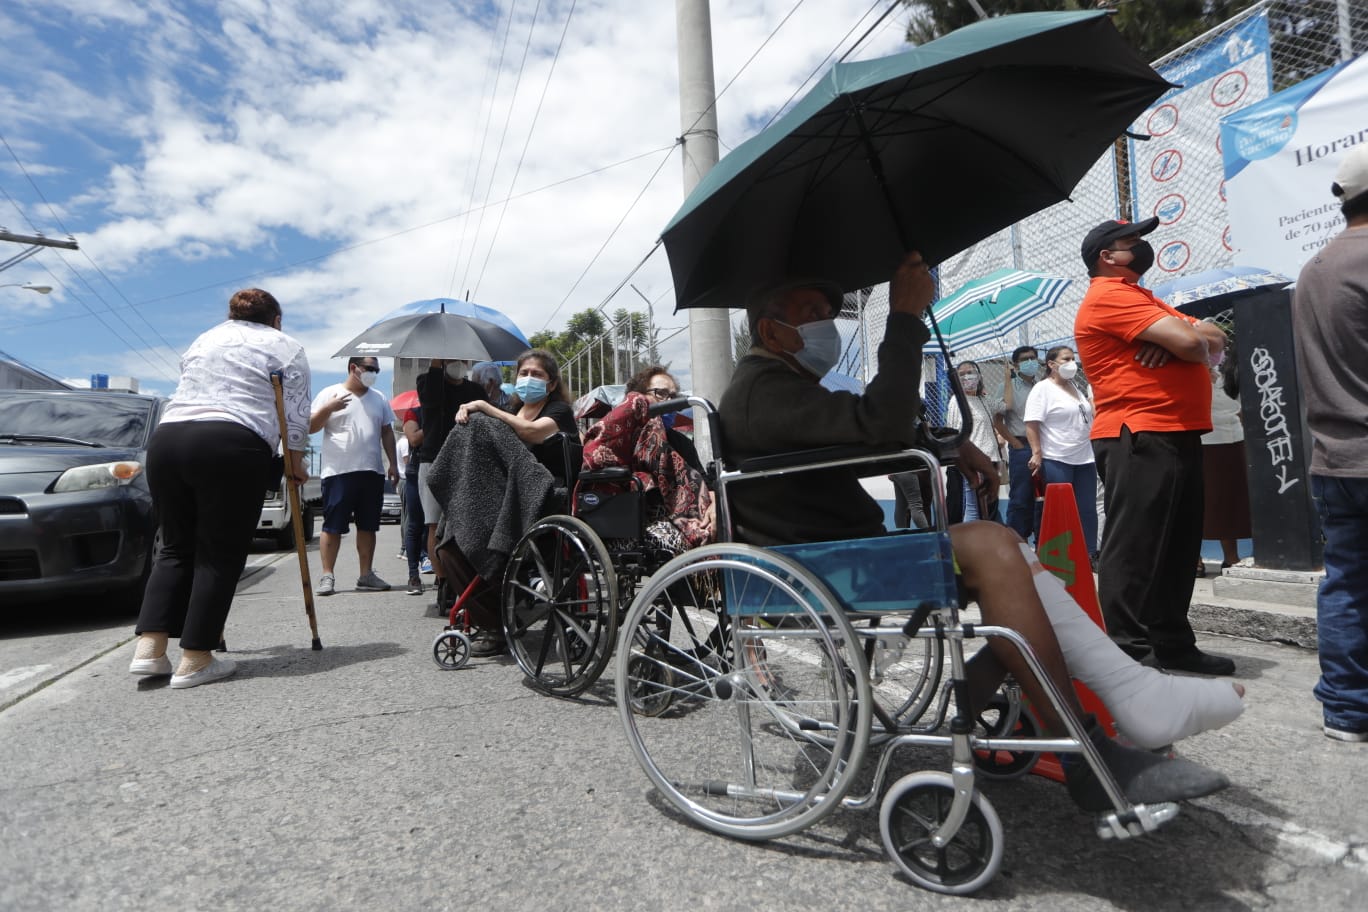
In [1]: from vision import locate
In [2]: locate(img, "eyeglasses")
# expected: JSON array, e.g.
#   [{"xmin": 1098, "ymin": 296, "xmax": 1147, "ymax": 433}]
[{"xmin": 646, "ymin": 387, "xmax": 678, "ymax": 400}]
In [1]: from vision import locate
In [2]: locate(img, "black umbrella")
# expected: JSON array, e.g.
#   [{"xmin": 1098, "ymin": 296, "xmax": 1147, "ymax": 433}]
[
  {"xmin": 661, "ymin": 11, "xmax": 1172, "ymax": 309},
  {"xmin": 332, "ymin": 312, "xmax": 528, "ymax": 362}
]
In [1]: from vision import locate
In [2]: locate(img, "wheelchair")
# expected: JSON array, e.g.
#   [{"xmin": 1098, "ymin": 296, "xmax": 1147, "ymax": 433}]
[
  {"xmin": 611, "ymin": 397, "xmax": 1185, "ymax": 896},
  {"xmin": 431, "ymin": 431, "xmax": 606, "ymax": 676},
  {"xmin": 494, "ymin": 429, "xmax": 699, "ymax": 698}
]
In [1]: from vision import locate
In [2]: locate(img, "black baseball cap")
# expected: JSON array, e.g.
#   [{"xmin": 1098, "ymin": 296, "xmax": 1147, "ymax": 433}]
[{"xmin": 1080, "ymin": 216, "xmax": 1159, "ymax": 270}]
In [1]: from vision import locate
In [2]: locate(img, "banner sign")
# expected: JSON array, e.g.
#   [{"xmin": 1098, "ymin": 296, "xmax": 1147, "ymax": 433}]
[
  {"xmin": 1219, "ymin": 52, "xmax": 1368, "ymax": 279},
  {"xmin": 1129, "ymin": 12, "xmax": 1272, "ymax": 279}
]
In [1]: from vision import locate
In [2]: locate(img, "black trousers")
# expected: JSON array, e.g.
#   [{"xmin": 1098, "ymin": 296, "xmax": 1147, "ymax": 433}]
[
  {"xmin": 136, "ymin": 420, "xmax": 271, "ymax": 650},
  {"xmin": 1093, "ymin": 427, "xmax": 1204, "ymax": 660}
]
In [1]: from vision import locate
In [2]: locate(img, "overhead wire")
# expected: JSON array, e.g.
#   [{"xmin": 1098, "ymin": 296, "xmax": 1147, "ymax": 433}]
[
  {"xmin": 458, "ymin": 0, "xmax": 545, "ymax": 298},
  {"xmin": 471, "ymin": 0, "xmax": 578, "ymax": 299},
  {"xmin": 537, "ymin": 144, "xmax": 678, "ymax": 332},
  {"xmin": 446, "ymin": 0, "xmax": 519, "ymax": 298},
  {"xmin": 542, "ymin": 0, "xmax": 825, "ymax": 331},
  {"xmin": 0, "ymin": 143, "xmax": 677, "ymax": 332},
  {"xmin": 0, "ymin": 180, "xmax": 180, "ymax": 380}
]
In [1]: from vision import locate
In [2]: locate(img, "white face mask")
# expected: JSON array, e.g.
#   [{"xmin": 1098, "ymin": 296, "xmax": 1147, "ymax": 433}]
[
  {"xmin": 445, "ymin": 362, "xmax": 465, "ymax": 381},
  {"xmin": 357, "ymin": 368, "xmax": 379, "ymax": 388},
  {"xmin": 776, "ymin": 318, "xmax": 842, "ymax": 378},
  {"xmin": 1056, "ymin": 361, "xmax": 1079, "ymax": 381}
]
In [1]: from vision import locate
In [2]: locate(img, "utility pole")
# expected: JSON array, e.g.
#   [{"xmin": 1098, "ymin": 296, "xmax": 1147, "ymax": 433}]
[
  {"xmin": 0, "ymin": 229, "xmax": 78, "ymax": 273},
  {"xmin": 676, "ymin": 0, "xmax": 731, "ymax": 410}
]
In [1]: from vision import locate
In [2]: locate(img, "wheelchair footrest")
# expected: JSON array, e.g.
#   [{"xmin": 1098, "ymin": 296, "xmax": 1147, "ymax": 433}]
[{"xmin": 1095, "ymin": 802, "xmax": 1181, "ymax": 840}]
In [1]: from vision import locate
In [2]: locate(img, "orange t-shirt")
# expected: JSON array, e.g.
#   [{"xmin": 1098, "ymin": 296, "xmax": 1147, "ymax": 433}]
[{"xmin": 1074, "ymin": 276, "xmax": 1212, "ymax": 439}]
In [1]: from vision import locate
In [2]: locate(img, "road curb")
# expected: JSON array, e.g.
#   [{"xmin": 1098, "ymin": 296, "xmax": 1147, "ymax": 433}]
[{"xmin": 1190, "ymin": 599, "xmax": 1317, "ymax": 650}]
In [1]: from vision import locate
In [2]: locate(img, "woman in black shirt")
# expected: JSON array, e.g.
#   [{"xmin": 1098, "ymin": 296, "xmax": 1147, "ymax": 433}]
[{"xmin": 455, "ymin": 348, "xmax": 578, "ymax": 444}]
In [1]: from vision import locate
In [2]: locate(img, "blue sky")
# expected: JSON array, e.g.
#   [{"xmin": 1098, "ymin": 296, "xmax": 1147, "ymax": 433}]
[{"xmin": 0, "ymin": 0, "xmax": 910, "ymax": 397}]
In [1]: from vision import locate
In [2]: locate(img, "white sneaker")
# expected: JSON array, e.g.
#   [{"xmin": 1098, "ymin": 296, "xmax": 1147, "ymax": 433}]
[
  {"xmin": 316, "ymin": 573, "xmax": 335, "ymax": 596},
  {"xmin": 129, "ymin": 655, "xmax": 172, "ymax": 676},
  {"xmin": 169, "ymin": 656, "xmax": 237, "ymax": 689}
]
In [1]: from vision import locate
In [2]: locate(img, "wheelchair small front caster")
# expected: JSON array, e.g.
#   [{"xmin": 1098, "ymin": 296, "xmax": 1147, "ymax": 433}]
[
  {"xmin": 432, "ymin": 630, "xmax": 472, "ymax": 670},
  {"xmin": 879, "ymin": 771, "xmax": 1004, "ymax": 895}
]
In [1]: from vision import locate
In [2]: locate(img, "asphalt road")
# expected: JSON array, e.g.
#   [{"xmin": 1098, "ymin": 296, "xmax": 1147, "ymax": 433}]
[{"xmin": 2, "ymin": 525, "xmax": 1365, "ymax": 911}]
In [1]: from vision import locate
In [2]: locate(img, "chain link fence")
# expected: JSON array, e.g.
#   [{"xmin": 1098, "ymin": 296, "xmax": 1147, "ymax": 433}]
[{"xmin": 843, "ymin": 0, "xmax": 1366, "ymax": 428}]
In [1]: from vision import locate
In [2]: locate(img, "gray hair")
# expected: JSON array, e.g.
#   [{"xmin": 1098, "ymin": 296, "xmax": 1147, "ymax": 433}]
[{"xmin": 470, "ymin": 361, "xmax": 502, "ymax": 387}]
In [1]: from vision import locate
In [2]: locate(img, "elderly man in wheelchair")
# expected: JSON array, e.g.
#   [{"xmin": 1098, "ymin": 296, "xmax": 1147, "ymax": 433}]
[{"xmin": 715, "ymin": 251, "xmax": 1243, "ymax": 813}]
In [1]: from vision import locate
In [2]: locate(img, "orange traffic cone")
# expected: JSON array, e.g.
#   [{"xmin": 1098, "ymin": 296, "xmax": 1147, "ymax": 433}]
[{"xmin": 1031, "ymin": 482, "xmax": 1114, "ymax": 783}]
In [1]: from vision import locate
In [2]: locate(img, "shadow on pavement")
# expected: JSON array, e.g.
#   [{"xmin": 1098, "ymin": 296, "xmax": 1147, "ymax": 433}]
[
  {"xmin": 635, "ymin": 754, "xmax": 1278, "ymax": 908},
  {"xmin": 227, "ymin": 641, "xmax": 409, "ymax": 677}
]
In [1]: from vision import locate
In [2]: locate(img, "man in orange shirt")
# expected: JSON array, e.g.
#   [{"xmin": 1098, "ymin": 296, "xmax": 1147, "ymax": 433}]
[{"xmin": 1074, "ymin": 218, "xmax": 1234, "ymax": 675}]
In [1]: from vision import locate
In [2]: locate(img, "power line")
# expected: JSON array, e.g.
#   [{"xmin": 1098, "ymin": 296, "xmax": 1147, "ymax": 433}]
[
  {"xmin": 472, "ymin": 0, "xmax": 579, "ymax": 299},
  {"xmin": 0, "ymin": 144, "xmax": 678, "ymax": 331},
  {"xmin": 0, "ymin": 183, "xmax": 180, "ymax": 379},
  {"xmin": 448, "ymin": 0, "xmax": 521, "ymax": 298},
  {"xmin": 759, "ymin": 0, "xmax": 897, "ymax": 133},
  {"xmin": 538, "ymin": 141, "xmax": 678, "ymax": 332},
  {"xmin": 1, "ymin": 134, "xmax": 183, "ymax": 374},
  {"xmin": 459, "ymin": 0, "xmax": 545, "ymax": 297}
]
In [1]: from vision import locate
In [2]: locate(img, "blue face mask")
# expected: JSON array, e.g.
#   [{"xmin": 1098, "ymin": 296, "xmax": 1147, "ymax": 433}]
[
  {"xmin": 776, "ymin": 318, "xmax": 842, "ymax": 378},
  {"xmin": 659, "ymin": 411, "xmax": 676, "ymax": 431},
  {"xmin": 1017, "ymin": 359, "xmax": 1040, "ymax": 378},
  {"xmin": 515, "ymin": 376, "xmax": 548, "ymax": 404}
]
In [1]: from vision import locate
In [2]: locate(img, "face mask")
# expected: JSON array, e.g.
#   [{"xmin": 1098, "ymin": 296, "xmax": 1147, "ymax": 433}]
[
  {"xmin": 959, "ymin": 373, "xmax": 980, "ymax": 392},
  {"xmin": 659, "ymin": 411, "xmax": 677, "ymax": 431},
  {"xmin": 1017, "ymin": 359, "xmax": 1039, "ymax": 378},
  {"xmin": 515, "ymin": 376, "xmax": 548, "ymax": 403},
  {"xmin": 445, "ymin": 363, "xmax": 465, "ymax": 381},
  {"xmin": 357, "ymin": 369, "xmax": 378, "ymax": 389},
  {"xmin": 777, "ymin": 318, "xmax": 841, "ymax": 378},
  {"xmin": 1056, "ymin": 361, "xmax": 1079, "ymax": 381},
  {"xmin": 1119, "ymin": 240, "xmax": 1154, "ymax": 276}
]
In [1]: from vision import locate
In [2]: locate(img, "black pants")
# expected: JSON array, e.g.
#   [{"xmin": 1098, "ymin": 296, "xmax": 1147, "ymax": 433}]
[
  {"xmin": 1093, "ymin": 427, "xmax": 1204, "ymax": 660},
  {"xmin": 136, "ymin": 421, "xmax": 271, "ymax": 650}
]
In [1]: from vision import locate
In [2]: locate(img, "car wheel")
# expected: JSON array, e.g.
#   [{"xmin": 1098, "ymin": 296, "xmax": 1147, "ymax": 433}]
[{"xmin": 275, "ymin": 518, "xmax": 296, "ymax": 551}]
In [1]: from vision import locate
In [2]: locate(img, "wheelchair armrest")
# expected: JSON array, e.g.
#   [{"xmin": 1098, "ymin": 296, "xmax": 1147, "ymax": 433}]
[
  {"xmin": 578, "ymin": 466, "xmax": 633, "ymax": 483},
  {"xmin": 736, "ymin": 443, "xmax": 905, "ymax": 473}
]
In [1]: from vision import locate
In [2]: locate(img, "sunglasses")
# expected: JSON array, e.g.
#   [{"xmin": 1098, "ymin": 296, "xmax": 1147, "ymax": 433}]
[
  {"xmin": 646, "ymin": 387, "xmax": 678, "ymax": 400},
  {"xmin": 358, "ymin": 365, "xmax": 380, "ymax": 373}
]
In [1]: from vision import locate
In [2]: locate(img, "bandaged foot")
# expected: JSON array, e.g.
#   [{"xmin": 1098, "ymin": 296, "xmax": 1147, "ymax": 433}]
[
  {"xmin": 1020, "ymin": 543, "xmax": 1245, "ymax": 750},
  {"xmin": 175, "ymin": 648, "xmax": 214, "ymax": 678}
]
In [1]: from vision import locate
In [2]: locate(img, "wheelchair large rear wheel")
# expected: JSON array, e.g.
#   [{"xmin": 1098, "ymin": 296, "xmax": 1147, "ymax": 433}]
[
  {"xmin": 615, "ymin": 543, "xmax": 871, "ymax": 841},
  {"xmin": 503, "ymin": 515, "xmax": 618, "ymax": 697}
]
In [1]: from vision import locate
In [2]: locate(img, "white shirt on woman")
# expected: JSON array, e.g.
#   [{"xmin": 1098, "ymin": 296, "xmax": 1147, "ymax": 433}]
[
  {"xmin": 160, "ymin": 319, "xmax": 311, "ymax": 452},
  {"xmin": 1023, "ymin": 379, "xmax": 1095, "ymax": 465}
]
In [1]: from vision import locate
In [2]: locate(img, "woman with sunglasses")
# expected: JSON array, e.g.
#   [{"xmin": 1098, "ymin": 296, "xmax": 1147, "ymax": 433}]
[
  {"xmin": 1023, "ymin": 345, "xmax": 1099, "ymax": 558},
  {"xmin": 581, "ymin": 365, "xmax": 714, "ymax": 553}
]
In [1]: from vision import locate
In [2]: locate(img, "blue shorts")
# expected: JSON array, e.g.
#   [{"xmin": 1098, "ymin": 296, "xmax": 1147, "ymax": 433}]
[{"xmin": 321, "ymin": 471, "xmax": 385, "ymax": 534}]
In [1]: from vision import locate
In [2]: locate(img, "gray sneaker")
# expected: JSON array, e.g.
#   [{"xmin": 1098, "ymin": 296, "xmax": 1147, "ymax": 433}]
[
  {"xmin": 316, "ymin": 573, "xmax": 336, "ymax": 596},
  {"xmin": 356, "ymin": 570, "xmax": 391, "ymax": 591}
]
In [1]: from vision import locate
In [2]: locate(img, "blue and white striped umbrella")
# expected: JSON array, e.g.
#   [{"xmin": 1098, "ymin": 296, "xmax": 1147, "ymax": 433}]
[{"xmin": 928, "ymin": 267, "xmax": 1071, "ymax": 352}]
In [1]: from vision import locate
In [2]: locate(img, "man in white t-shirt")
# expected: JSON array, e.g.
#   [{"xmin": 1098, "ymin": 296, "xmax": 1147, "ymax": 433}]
[{"xmin": 309, "ymin": 357, "xmax": 400, "ymax": 595}]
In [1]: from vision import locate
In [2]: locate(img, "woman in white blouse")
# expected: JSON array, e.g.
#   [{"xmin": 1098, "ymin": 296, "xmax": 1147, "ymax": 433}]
[
  {"xmin": 128, "ymin": 288, "xmax": 311, "ymax": 689},
  {"xmin": 1023, "ymin": 345, "xmax": 1098, "ymax": 557},
  {"xmin": 945, "ymin": 360, "xmax": 1005, "ymax": 522}
]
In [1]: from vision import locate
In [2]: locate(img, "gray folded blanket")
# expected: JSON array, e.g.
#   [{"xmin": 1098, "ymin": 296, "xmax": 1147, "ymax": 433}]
[{"xmin": 426, "ymin": 413, "xmax": 555, "ymax": 581}]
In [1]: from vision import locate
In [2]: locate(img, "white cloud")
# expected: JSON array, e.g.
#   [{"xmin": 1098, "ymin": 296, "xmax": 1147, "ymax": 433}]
[{"xmin": 2, "ymin": 0, "xmax": 911, "ymax": 393}]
